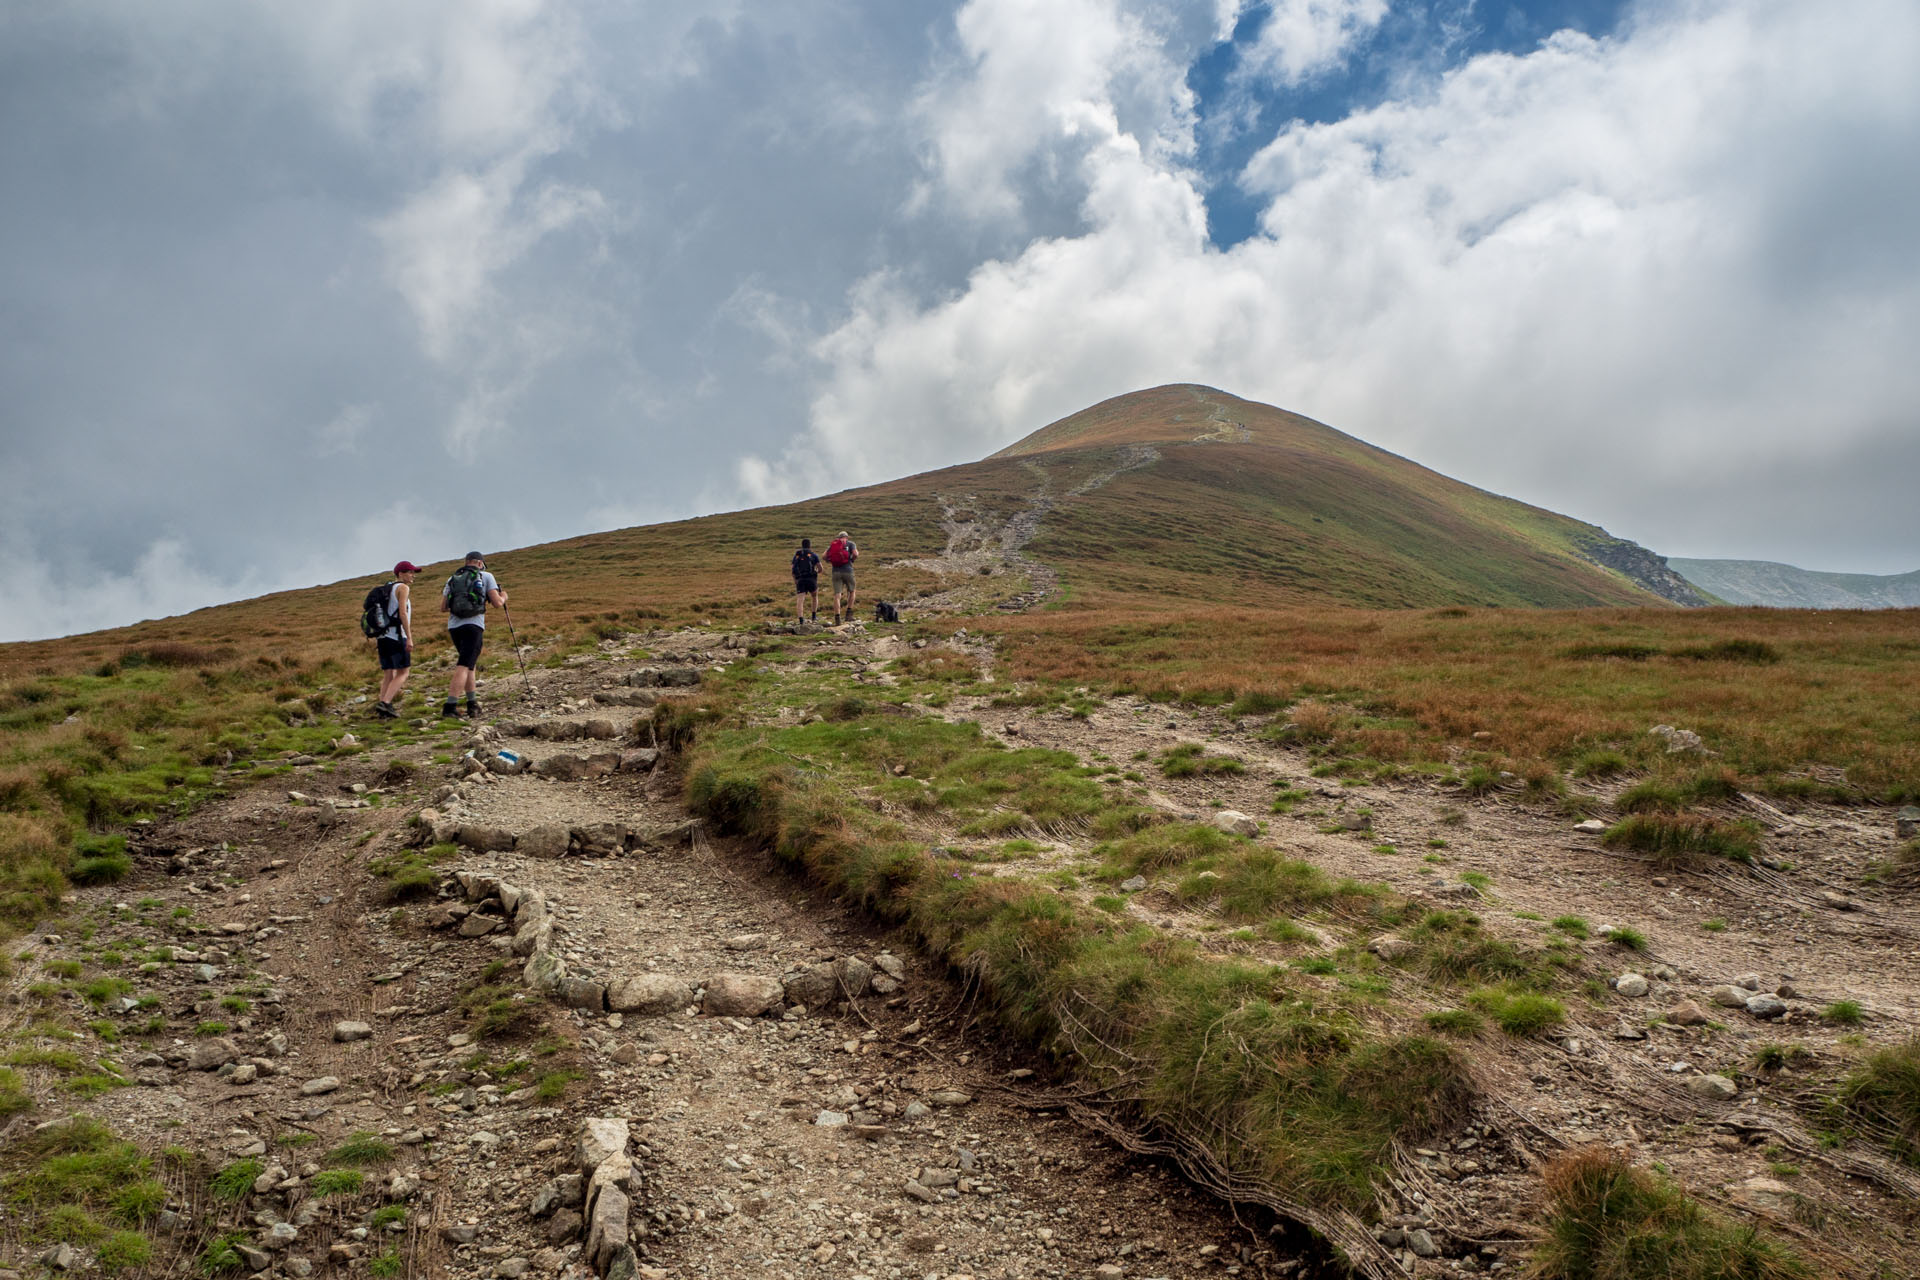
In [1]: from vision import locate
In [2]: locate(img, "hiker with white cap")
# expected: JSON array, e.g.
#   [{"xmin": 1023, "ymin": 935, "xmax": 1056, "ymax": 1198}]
[
  {"xmin": 823, "ymin": 531, "xmax": 859, "ymax": 624},
  {"xmin": 441, "ymin": 551, "xmax": 506, "ymax": 718}
]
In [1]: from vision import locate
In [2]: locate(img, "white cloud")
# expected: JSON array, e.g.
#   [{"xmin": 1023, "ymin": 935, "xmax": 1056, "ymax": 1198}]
[
  {"xmin": 776, "ymin": 0, "xmax": 1920, "ymax": 562},
  {"xmin": 911, "ymin": 0, "xmax": 1199, "ymax": 221},
  {"xmin": 0, "ymin": 506, "xmax": 458, "ymax": 643},
  {"xmin": 1226, "ymin": 0, "xmax": 1389, "ymax": 86}
]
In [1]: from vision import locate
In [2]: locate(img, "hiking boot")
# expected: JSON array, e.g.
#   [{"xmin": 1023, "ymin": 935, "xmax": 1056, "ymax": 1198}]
[
  {"xmin": 374, "ymin": 701, "xmax": 398, "ymax": 719},
  {"xmin": 465, "ymin": 699, "xmax": 482, "ymax": 717},
  {"xmin": 441, "ymin": 702, "xmax": 461, "ymax": 719}
]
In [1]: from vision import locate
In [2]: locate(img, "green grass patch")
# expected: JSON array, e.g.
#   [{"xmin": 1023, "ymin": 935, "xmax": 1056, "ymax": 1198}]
[
  {"xmin": 323, "ymin": 1132, "xmax": 394, "ymax": 1167},
  {"xmin": 1834, "ymin": 1039, "xmax": 1920, "ymax": 1165},
  {"xmin": 1823, "ymin": 1000, "xmax": 1864, "ymax": 1025},
  {"xmin": 1424, "ymin": 1009, "xmax": 1483, "ymax": 1036},
  {"xmin": 209, "ymin": 1158, "xmax": 263, "ymax": 1201},
  {"xmin": 1158, "ymin": 743, "xmax": 1245, "ymax": 778},
  {"xmin": 1532, "ymin": 1149, "xmax": 1809, "ymax": 1279},
  {"xmin": 1603, "ymin": 813, "xmax": 1759, "ymax": 865},
  {"xmin": 310, "ymin": 1168, "xmax": 364, "ymax": 1196}
]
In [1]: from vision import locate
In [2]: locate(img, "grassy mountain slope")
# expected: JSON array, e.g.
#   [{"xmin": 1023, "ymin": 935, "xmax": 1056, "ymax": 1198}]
[
  {"xmin": 1670, "ymin": 557, "xmax": 1920, "ymax": 609},
  {"xmin": 990, "ymin": 384, "xmax": 1674, "ymax": 608}
]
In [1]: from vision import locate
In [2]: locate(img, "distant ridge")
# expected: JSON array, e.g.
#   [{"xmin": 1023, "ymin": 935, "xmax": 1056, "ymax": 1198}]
[{"xmin": 1669, "ymin": 558, "xmax": 1920, "ymax": 609}]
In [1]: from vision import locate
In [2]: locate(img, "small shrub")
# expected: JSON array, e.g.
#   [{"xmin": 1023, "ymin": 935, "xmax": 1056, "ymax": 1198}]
[
  {"xmin": 200, "ymin": 1234, "xmax": 246, "ymax": 1273},
  {"xmin": 370, "ymin": 1204, "xmax": 407, "ymax": 1229},
  {"xmin": 70, "ymin": 833, "xmax": 133, "ymax": 885},
  {"xmin": 370, "ymin": 1248, "xmax": 404, "ymax": 1278},
  {"xmin": 1751, "ymin": 1043, "xmax": 1811, "ymax": 1073},
  {"xmin": 1159, "ymin": 743, "xmax": 1245, "ymax": 778},
  {"xmin": 1551, "ymin": 915, "xmax": 1590, "ymax": 939},
  {"xmin": 1607, "ymin": 926, "xmax": 1649, "ymax": 952}
]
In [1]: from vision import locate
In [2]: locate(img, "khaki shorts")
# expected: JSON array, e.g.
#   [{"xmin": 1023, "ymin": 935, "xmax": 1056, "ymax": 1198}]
[{"xmin": 831, "ymin": 566, "xmax": 856, "ymax": 591}]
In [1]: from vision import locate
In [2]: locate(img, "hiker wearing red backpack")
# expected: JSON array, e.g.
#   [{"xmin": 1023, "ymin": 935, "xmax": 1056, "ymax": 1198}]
[{"xmin": 824, "ymin": 531, "xmax": 859, "ymax": 624}]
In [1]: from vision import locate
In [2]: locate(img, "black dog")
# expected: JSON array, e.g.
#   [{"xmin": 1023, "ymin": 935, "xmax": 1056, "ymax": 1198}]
[{"xmin": 873, "ymin": 601, "xmax": 901, "ymax": 624}]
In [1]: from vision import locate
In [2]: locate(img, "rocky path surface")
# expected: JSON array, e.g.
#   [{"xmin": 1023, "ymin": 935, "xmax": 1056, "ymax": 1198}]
[{"xmin": 0, "ymin": 646, "xmax": 1302, "ymax": 1280}]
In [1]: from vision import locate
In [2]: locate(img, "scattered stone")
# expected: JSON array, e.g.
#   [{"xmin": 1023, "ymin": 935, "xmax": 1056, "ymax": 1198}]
[
  {"xmin": 815, "ymin": 1111, "xmax": 850, "ymax": 1128},
  {"xmin": 782, "ymin": 963, "xmax": 838, "ymax": 1009},
  {"xmin": 516, "ymin": 825, "xmax": 571, "ymax": 860},
  {"xmin": 189, "ymin": 1038, "xmax": 240, "ymax": 1071},
  {"xmin": 1665, "ymin": 1001, "xmax": 1710, "ymax": 1026},
  {"xmin": 1818, "ymin": 890, "xmax": 1864, "ymax": 912},
  {"xmin": 1614, "ymin": 973, "xmax": 1649, "ymax": 998},
  {"xmin": 230, "ymin": 1064, "xmax": 258, "ymax": 1085},
  {"xmin": 1732, "ymin": 972, "xmax": 1764, "ymax": 991},
  {"xmin": 234, "ymin": 1241, "xmax": 272, "ymax": 1271},
  {"xmin": 927, "ymin": 1089, "xmax": 973, "ymax": 1107},
  {"xmin": 1745, "ymin": 994, "xmax": 1788, "ymax": 1020},
  {"xmin": 1649, "ymin": 725, "xmax": 1708, "ymax": 755},
  {"xmin": 456, "ymin": 825, "xmax": 517, "ymax": 853},
  {"xmin": 1707, "ymin": 985, "xmax": 1751, "ymax": 1008},
  {"xmin": 1686, "ymin": 1074, "xmax": 1739, "ymax": 1101},
  {"xmin": 607, "ymin": 973, "xmax": 691, "ymax": 1015},
  {"xmin": 1406, "ymin": 1229, "xmax": 1440, "ymax": 1259},
  {"xmin": 442, "ymin": 1224, "xmax": 480, "ymax": 1245},
  {"xmin": 577, "ymin": 1117, "xmax": 629, "ymax": 1175},
  {"xmin": 1897, "ymin": 806, "xmax": 1920, "ymax": 840},
  {"xmin": 546, "ymin": 1208, "xmax": 583, "ymax": 1245},
  {"xmin": 702, "ymin": 972, "xmax": 784, "ymax": 1017},
  {"xmin": 1119, "ymin": 875, "xmax": 1148, "ymax": 893},
  {"xmin": 333, "ymin": 1021, "xmax": 373, "ymax": 1043},
  {"xmin": 1212, "ymin": 809, "xmax": 1259, "ymax": 837},
  {"xmin": 265, "ymin": 1222, "xmax": 299, "ymax": 1250},
  {"xmin": 299, "ymin": 1076, "xmax": 341, "ymax": 1096},
  {"xmin": 1734, "ymin": 1176, "xmax": 1797, "ymax": 1215},
  {"xmin": 39, "ymin": 1244, "xmax": 80, "ymax": 1271},
  {"xmin": 561, "ymin": 977, "xmax": 607, "ymax": 1011},
  {"xmin": 1573, "ymin": 819, "xmax": 1607, "ymax": 834}
]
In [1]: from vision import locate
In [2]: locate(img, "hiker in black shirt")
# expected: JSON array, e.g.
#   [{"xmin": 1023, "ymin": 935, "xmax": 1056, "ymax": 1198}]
[{"xmin": 791, "ymin": 538, "xmax": 822, "ymax": 622}]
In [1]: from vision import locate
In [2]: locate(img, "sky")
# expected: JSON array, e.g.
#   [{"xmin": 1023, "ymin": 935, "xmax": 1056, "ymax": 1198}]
[{"xmin": 3, "ymin": 0, "xmax": 1917, "ymax": 641}]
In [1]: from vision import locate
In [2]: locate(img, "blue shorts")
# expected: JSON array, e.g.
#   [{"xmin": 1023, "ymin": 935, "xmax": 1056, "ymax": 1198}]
[
  {"xmin": 377, "ymin": 637, "xmax": 410, "ymax": 671},
  {"xmin": 450, "ymin": 624, "xmax": 485, "ymax": 669},
  {"xmin": 794, "ymin": 577, "xmax": 818, "ymax": 594}
]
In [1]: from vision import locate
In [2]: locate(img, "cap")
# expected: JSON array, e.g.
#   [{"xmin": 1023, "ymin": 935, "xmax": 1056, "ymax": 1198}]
[
  {"xmin": 837, "ymin": 531, "xmax": 849, "ymax": 539},
  {"xmin": 464, "ymin": 551, "xmax": 486, "ymax": 563},
  {"xmin": 394, "ymin": 561, "xmax": 423, "ymax": 575}
]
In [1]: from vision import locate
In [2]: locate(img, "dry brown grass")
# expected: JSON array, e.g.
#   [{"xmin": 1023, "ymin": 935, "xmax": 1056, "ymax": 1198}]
[{"xmin": 973, "ymin": 602, "xmax": 1920, "ymax": 797}]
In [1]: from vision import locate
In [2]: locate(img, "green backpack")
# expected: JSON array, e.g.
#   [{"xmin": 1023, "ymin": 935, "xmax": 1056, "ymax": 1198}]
[{"xmin": 446, "ymin": 567, "xmax": 488, "ymax": 619}]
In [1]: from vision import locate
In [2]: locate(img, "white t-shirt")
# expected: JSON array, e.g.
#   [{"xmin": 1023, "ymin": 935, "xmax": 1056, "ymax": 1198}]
[
  {"xmin": 379, "ymin": 582, "xmax": 411, "ymax": 641},
  {"xmin": 443, "ymin": 569, "xmax": 499, "ymax": 631}
]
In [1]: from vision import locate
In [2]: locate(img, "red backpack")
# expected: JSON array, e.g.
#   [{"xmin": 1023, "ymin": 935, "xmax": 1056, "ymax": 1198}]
[{"xmin": 825, "ymin": 537, "xmax": 853, "ymax": 567}]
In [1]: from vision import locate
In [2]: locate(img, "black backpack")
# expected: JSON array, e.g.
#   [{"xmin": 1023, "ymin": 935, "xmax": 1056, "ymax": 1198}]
[
  {"xmin": 792, "ymin": 549, "xmax": 816, "ymax": 581},
  {"xmin": 360, "ymin": 582, "xmax": 396, "ymax": 638},
  {"xmin": 873, "ymin": 601, "xmax": 901, "ymax": 624},
  {"xmin": 446, "ymin": 567, "xmax": 488, "ymax": 619}
]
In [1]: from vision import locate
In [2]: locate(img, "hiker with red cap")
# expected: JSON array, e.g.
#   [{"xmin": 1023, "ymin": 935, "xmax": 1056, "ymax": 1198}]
[{"xmin": 364, "ymin": 561, "xmax": 422, "ymax": 719}]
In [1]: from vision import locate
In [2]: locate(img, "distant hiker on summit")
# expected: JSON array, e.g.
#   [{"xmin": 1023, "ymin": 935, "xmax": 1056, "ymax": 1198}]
[
  {"xmin": 825, "ymin": 531, "xmax": 859, "ymax": 624},
  {"xmin": 441, "ymin": 552, "xmax": 506, "ymax": 718},
  {"xmin": 791, "ymin": 537, "xmax": 821, "ymax": 622},
  {"xmin": 361, "ymin": 561, "xmax": 420, "ymax": 719}
]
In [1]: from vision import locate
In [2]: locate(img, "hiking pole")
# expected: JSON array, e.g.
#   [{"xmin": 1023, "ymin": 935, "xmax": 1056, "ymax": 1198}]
[{"xmin": 500, "ymin": 603, "xmax": 536, "ymax": 704}]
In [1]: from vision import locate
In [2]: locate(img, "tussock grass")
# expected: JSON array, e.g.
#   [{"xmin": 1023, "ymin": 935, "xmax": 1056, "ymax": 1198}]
[
  {"xmin": 1530, "ymin": 1148, "xmax": 1811, "ymax": 1279},
  {"xmin": 1159, "ymin": 743, "xmax": 1245, "ymax": 778},
  {"xmin": 1834, "ymin": 1039, "xmax": 1920, "ymax": 1166},
  {"xmin": 1096, "ymin": 822, "xmax": 1244, "ymax": 875},
  {"xmin": 0, "ymin": 1114, "xmax": 166, "ymax": 1264},
  {"xmin": 1603, "ymin": 814, "xmax": 1760, "ymax": 865}
]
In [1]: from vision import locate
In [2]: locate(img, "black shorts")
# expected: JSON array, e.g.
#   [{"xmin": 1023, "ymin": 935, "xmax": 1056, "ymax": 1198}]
[
  {"xmin": 450, "ymin": 624, "xmax": 485, "ymax": 669},
  {"xmin": 794, "ymin": 577, "xmax": 818, "ymax": 594},
  {"xmin": 376, "ymin": 637, "xmax": 411, "ymax": 671}
]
